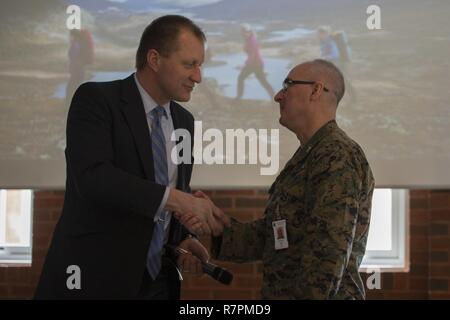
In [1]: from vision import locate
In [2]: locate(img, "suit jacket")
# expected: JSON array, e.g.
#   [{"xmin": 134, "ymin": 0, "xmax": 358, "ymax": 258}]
[{"xmin": 35, "ymin": 74, "xmax": 194, "ymax": 299}]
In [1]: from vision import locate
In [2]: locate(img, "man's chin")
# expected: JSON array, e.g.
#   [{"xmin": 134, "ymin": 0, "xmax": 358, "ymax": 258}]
[{"xmin": 175, "ymin": 93, "xmax": 191, "ymax": 102}]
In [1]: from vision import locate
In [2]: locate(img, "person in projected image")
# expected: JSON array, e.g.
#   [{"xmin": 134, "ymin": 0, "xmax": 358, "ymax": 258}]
[
  {"xmin": 185, "ymin": 59, "xmax": 375, "ymax": 299},
  {"xmin": 317, "ymin": 26, "xmax": 356, "ymax": 105},
  {"xmin": 35, "ymin": 15, "xmax": 229, "ymax": 300},
  {"xmin": 234, "ymin": 23, "xmax": 275, "ymax": 101},
  {"xmin": 65, "ymin": 29, "xmax": 94, "ymax": 108}
]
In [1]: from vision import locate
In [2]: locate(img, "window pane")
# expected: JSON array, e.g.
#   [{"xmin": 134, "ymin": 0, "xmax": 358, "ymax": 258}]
[
  {"xmin": 366, "ymin": 188, "xmax": 392, "ymax": 251},
  {"xmin": 0, "ymin": 190, "xmax": 32, "ymax": 247}
]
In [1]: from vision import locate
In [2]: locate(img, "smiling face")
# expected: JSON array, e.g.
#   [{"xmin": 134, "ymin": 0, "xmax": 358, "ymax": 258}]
[{"xmin": 154, "ymin": 29, "xmax": 204, "ymax": 103}]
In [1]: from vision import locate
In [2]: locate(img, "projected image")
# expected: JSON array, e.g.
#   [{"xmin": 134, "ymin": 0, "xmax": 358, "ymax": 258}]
[{"xmin": 1, "ymin": 0, "xmax": 449, "ymax": 187}]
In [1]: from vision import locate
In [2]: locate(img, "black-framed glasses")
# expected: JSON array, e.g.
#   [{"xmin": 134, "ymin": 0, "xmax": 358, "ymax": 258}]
[{"xmin": 282, "ymin": 78, "xmax": 329, "ymax": 92}]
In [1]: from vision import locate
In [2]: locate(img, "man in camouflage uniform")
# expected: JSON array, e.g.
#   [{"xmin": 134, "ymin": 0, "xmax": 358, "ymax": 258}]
[{"xmin": 210, "ymin": 59, "xmax": 375, "ymax": 299}]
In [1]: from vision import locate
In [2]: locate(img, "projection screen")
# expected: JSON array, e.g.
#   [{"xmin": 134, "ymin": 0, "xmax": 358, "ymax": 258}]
[{"xmin": 0, "ymin": 0, "xmax": 449, "ymax": 188}]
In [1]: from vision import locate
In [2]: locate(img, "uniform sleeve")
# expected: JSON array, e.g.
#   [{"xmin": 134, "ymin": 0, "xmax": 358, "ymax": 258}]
[
  {"xmin": 298, "ymin": 148, "xmax": 361, "ymax": 299},
  {"xmin": 211, "ymin": 217, "xmax": 266, "ymax": 263}
]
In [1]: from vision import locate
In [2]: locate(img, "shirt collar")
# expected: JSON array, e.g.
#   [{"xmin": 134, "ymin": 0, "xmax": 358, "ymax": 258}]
[{"xmin": 134, "ymin": 72, "xmax": 171, "ymax": 118}]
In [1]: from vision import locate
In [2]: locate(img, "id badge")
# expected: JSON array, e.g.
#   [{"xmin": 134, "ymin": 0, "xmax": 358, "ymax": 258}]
[{"xmin": 272, "ymin": 219, "xmax": 289, "ymax": 250}]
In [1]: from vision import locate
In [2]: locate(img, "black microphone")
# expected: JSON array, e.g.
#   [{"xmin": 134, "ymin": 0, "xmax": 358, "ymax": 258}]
[{"xmin": 166, "ymin": 245, "xmax": 233, "ymax": 285}]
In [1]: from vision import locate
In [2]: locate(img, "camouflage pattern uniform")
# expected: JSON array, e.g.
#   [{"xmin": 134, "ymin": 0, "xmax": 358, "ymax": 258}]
[{"xmin": 212, "ymin": 120, "xmax": 375, "ymax": 299}]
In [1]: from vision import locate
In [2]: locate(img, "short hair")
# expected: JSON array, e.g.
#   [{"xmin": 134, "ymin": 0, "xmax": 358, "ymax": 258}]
[
  {"xmin": 135, "ymin": 15, "xmax": 206, "ymax": 70},
  {"xmin": 307, "ymin": 59, "xmax": 345, "ymax": 105}
]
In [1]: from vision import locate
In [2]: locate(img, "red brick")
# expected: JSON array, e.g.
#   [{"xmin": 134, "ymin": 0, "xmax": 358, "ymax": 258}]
[
  {"xmin": 215, "ymin": 190, "xmax": 255, "ymax": 196},
  {"xmin": 32, "ymin": 247, "xmax": 51, "ymax": 261},
  {"xmin": 34, "ymin": 198, "xmax": 64, "ymax": 209},
  {"xmin": 210, "ymin": 197, "xmax": 232, "ymax": 208},
  {"xmin": 411, "ymin": 225, "xmax": 428, "ymax": 236},
  {"xmin": 410, "ymin": 190, "xmax": 429, "ymax": 198},
  {"xmin": 384, "ymin": 292, "xmax": 428, "ymax": 300},
  {"xmin": 33, "ymin": 234, "xmax": 52, "ymax": 250},
  {"xmin": 33, "ymin": 221, "xmax": 56, "ymax": 237},
  {"xmin": 366, "ymin": 291, "xmax": 385, "ymax": 300},
  {"xmin": 9, "ymin": 285, "xmax": 34, "ymax": 299},
  {"xmin": 393, "ymin": 273, "xmax": 408, "ymax": 290},
  {"xmin": 235, "ymin": 197, "xmax": 267, "ymax": 208},
  {"xmin": 51, "ymin": 210, "xmax": 62, "ymax": 220},
  {"xmin": 33, "ymin": 210, "xmax": 54, "ymax": 222},
  {"xmin": 409, "ymin": 277, "xmax": 428, "ymax": 291},
  {"xmin": 410, "ymin": 236, "xmax": 428, "ymax": 252},
  {"xmin": 34, "ymin": 191, "xmax": 64, "ymax": 199},
  {"xmin": 0, "ymin": 285, "xmax": 9, "ymax": 297},
  {"xmin": 430, "ymin": 223, "xmax": 449, "ymax": 236},
  {"xmin": 191, "ymin": 275, "xmax": 226, "ymax": 288},
  {"xmin": 256, "ymin": 189, "xmax": 269, "ymax": 196},
  {"xmin": 6, "ymin": 268, "xmax": 33, "ymax": 284},
  {"xmin": 430, "ymin": 237, "xmax": 450, "ymax": 250},
  {"xmin": 213, "ymin": 289, "xmax": 254, "ymax": 300},
  {"xmin": 0, "ymin": 268, "xmax": 7, "ymax": 283},
  {"xmin": 429, "ymin": 293, "xmax": 450, "ymax": 300},
  {"xmin": 430, "ymin": 266, "xmax": 450, "ymax": 278},
  {"xmin": 233, "ymin": 275, "xmax": 262, "ymax": 288},
  {"xmin": 30, "ymin": 258, "xmax": 45, "ymax": 272},
  {"xmin": 429, "ymin": 279, "xmax": 449, "ymax": 291},
  {"xmin": 30, "ymin": 271, "xmax": 42, "ymax": 285},
  {"xmin": 410, "ymin": 210, "xmax": 429, "ymax": 225},
  {"xmin": 410, "ymin": 250, "xmax": 428, "ymax": 264},
  {"xmin": 411, "ymin": 197, "xmax": 429, "ymax": 210},
  {"xmin": 221, "ymin": 262, "xmax": 256, "ymax": 275},
  {"xmin": 225, "ymin": 209, "xmax": 257, "ymax": 223},
  {"xmin": 430, "ymin": 193, "xmax": 450, "ymax": 209},
  {"xmin": 181, "ymin": 289, "xmax": 213, "ymax": 300},
  {"xmin": 430, "ymin": 251, "xmax": 449, "ymax": 262},
  {"xmin": 410, "ymin": 264, "xmax": 428, "ymax": 276},
  {"xmin": 430, "ymin": 209, "xmax": 450, "ymax": 221}
]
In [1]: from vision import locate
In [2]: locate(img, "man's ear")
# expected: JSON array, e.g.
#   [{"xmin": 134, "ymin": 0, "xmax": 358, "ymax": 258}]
[
  {"xmin": 310, "ymin": 82, "xmax": 324, "ymax": 101},
  {"xmin": 146, "ymin": 49, "xmax": 160, "ymax": 72}
]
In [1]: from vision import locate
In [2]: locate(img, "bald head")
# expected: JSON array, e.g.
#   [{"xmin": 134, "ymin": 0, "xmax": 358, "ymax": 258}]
[{"xmin": 300, "ymin": 59, "xmax": 345, "ymax": 106}]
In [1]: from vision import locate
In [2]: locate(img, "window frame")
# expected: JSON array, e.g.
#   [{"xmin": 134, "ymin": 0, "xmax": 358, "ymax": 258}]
[
  {"xmin": 0, "ymin": 189, "xmax": 33, "ymax": 265},
  {"xmin": 360, "ymin": 189, "xmax": 409, "ymax": 273}
]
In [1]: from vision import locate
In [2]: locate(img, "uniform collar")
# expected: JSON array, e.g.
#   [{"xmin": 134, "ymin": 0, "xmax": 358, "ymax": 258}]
[{"xmin": 292, "ymin": 120, "xmax": 338, "ymax": 164}]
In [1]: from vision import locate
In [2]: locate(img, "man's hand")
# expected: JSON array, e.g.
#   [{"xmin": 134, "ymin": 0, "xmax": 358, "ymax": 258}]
[
  {"xmin": 194, "ymin": 190, "xmax": 230, "ymax": 229},
  {"xmin": 177, "ymin": 237, "xmax": 209, "ymax": 275},
  {"xmin": 175, "ymin": 190, "xmax": 230, "ymax": 237},
  {"xmin": 166, "ymin": 189, "xmax": 222, "ymax": 236}
]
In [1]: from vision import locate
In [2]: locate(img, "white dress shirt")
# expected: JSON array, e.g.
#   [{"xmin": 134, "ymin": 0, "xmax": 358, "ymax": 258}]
[{"xmin": 134, "ymin": 73, "xmax": 178, "ymax": 233}]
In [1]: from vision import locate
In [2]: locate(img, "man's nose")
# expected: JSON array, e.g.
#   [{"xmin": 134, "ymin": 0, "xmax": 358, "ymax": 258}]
[
  {"xmin": 274, "ymin": 89, "xmax": 284, "ymax": 103},
  {"xmin": 191, "ymin": 66, "xmax": 202, "ymax": 83}
]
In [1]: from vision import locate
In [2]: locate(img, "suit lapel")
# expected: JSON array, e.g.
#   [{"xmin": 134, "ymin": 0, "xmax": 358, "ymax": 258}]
[{"xmin": 119, "ymin": 74, "xmax": 155, "ymax": 181}]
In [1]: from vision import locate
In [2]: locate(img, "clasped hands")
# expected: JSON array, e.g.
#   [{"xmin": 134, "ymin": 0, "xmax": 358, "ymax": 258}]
[{"xmin": 166, "ymin": 189, "xmax": 230, "ymax": 236}]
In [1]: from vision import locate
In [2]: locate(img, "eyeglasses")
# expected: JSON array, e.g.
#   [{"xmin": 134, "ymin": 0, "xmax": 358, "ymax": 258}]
[{"xmin": 282, "ymin": 78, "xmax": 329, "ymax": 92}]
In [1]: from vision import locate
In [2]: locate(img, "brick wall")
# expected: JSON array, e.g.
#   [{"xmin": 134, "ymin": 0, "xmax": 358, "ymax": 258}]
[{"xmin": 0, "ymin": 189, "xmax": 449, "ymax": 299}]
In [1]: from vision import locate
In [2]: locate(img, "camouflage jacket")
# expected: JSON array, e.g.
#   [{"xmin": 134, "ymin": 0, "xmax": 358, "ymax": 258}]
[{"xmin": 212, "ymin": 120, "xmax": 375, "ymax": 299}]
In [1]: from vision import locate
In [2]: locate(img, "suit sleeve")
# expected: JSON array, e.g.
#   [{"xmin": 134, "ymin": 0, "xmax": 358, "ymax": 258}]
[
  {"xmin": 296, "ymin": 148, "xmax": 361, "ymax": 299},
  {"xmin": 66, "ymin": 82, "xmax": 166, "ymax": 219}
]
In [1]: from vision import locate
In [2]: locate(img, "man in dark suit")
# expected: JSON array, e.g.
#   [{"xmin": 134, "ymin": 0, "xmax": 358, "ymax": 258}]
[{"xmin": 35, "ymin": 15, "xmax": 228, "ymax": 299}]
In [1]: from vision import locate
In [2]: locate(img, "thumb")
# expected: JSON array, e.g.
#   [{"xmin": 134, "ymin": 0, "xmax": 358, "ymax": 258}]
[{"xmin": 194, "ymin": 190, "xmax": 207, "ymax": 199}]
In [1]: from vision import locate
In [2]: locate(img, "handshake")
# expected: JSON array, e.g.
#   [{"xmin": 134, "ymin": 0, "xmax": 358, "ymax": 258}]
[{"xmin": 165, "ymin": 189, "xmax": 230, "ymax": 236}]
